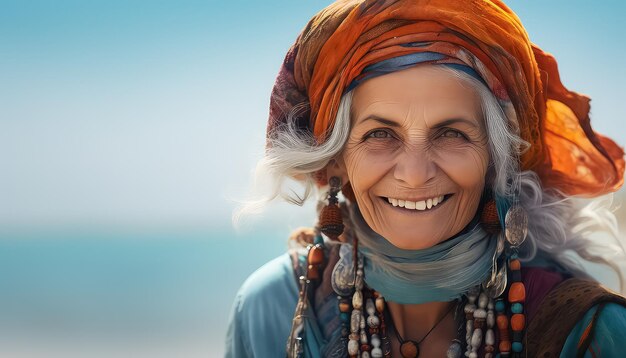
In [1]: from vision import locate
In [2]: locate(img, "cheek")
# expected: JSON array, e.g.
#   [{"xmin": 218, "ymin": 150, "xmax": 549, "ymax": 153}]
[
  {"xmin": 435, "ymin": 146, "xmax": 489, "ymax": 190},
  {"xmin": 342, "ymin": 146, "xmax": 395, "ymax": 197}
]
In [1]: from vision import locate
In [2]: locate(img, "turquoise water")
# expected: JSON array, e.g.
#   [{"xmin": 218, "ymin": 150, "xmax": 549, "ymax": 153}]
[{"xmin": 0, "ymin": 227, "xmax": 289, "ymax": 357}]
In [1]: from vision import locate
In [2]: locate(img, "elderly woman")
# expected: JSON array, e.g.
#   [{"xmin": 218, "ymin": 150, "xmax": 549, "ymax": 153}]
[{"xmin": 225, "ymin": 0, "xmax": 626, "ymax": 357}]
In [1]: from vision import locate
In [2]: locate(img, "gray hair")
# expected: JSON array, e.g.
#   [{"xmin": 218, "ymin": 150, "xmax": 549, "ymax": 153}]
[{"xmin": 235, "ymin": 66, "xmax": 625, "ymax": 289}]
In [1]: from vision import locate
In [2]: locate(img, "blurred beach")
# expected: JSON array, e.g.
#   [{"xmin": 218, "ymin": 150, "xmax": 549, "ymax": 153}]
[{"xmin": 0, "ymin": 226, "xmax": 292, "ymax": 357}]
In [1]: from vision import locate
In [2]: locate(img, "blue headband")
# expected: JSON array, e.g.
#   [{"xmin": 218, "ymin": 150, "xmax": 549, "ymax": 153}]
[{"xmin": 346, "ymin": 50, "xmax": 487, "ymax": 93}]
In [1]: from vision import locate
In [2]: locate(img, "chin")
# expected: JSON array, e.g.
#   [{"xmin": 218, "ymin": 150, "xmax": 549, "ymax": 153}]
[{"xmin": 383, "ymin": 231, "xmax": 445, "ymax": 250}]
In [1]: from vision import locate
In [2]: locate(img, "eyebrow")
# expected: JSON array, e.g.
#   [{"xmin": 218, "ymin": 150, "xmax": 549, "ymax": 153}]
[
  {"xmin": 357, "ymin": 115, "xmax": 479, "ymax": 129},
  {"xmin": 356, "ymin": 115, "xmax": 402, "ymax": 127},
  {"xmin": 434, "ymin": 118, "xmax": 480, "ymax": 129}
]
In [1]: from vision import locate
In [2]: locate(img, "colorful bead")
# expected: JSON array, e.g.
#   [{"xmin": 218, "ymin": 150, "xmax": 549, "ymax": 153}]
[
  {"xmin": 400, "ymin": 341, "xmax": 418, "ymax": 357},
  {"xmin": 371, "ymin": 348, "xmax": 383, "ymax": 358},
  {"xmin": 319, "ymin": 203, "xmax": 344, "ymax": 240},
  {"xmin": 512, "ymin": 342, "xmax": 523, "ymax": 352},
  {"xmin": 473, "ymin": 308, "xmax": 487, "ymax": 320},
  {"xmin": 464, "ymin": 303, "xmax": 476, "ymax": 319},
  {"xmin": 495, "ymin": 299, "xmax": 505, "ymax": 313},
  {"xmin": 348, "ymin": 339, "xmax": 359, "ymax": 355},
  {"xmin": 306, "ymin": 264, "xmax": 319, "ymax": 280},
  {"xmin": 366, "ymin": 299, "xmax": 375, "ymax": 315},
  {"xmin": 466, "ymin": 319, "xmax": 473, "ymax": 347},
  {"xmin": 508, "ymin": 282, "xmax": 526, "ymax": 303},
  {"xmin": 509, "ymin": 259, "xmax": 521, "ymax": 271},
  {"xmin": 470, "ymin": 328, "xmax": 483, "ymax": 350},
  {"xmin": 485, "ymin": 328, "xmax": 495, "ymax": 345},
  {"xmin": 446, "ymin": 340, "xmax": 462, "ymax": 358},
  {"xmin": 511, "ymin": 313, "xmax": 525, "ymax": 330},
  {"xmin": 499, "ymin": 341, "xmax": 511, "ymax": 352},
  {"xmin": 511, "ymin": 302, "xmax": 523, "ymax": 314},
  {"xmin": 339, "ymin": 299, "xmax": 351, "ymax": 312},
  {"xmin": 478, "ymin": 292, "xmax": 488, "ymax": 308},
  {"xmin": 480, "ymin": 199, "xmax": 501, "ymax": 234},
  {"xmin": 487, "ymin": 310, "xmax": 495, "ymax": 327},
  {"xmin": 496, "ymin": 315, "xmax": 508, "ymax": 329},
  {"xmin": 367, "ymin": 315, "xmax": 380, "ymax": 327},
  {"xmin": 370, "ymin": 334, "xmax": 381, "ymax": 347},
  {"xmin": 352, "ymin": 290, "xmax": 363, "ymax": 309},
  {"xmin": 375, "ymin": 297, "xmax": 385, "ymax": 313},
  {"xmin": 351, "ymin": 310, "xmax": 361, "ymax": 332}
]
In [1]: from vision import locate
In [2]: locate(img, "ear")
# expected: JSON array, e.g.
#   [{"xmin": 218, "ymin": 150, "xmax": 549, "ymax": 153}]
[{"xmin": 325, "ymin": 157, "xmax": 350, "ymax": 187}]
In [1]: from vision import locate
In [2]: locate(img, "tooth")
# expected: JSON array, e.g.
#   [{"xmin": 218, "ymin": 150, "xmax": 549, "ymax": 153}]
[
  {"xmin": 416, "ymin": 200, "xmax": 426, "ymax": 210},
  {"xmin": 426, "ymin": 198, "xmax": 433, "ymax": 209},
  {"xmin": 439, "ymin": 195, "xmax": 444, "ymax": 203},
  {"xmin": 388, "ymin": 197, "xmax": 393, "ymax": 204},
  {"xmin": 405, "ymin": 200, "xmax": 416, "ymax": 209},
  {"xmin": 392, "ymin": 198, "xmax": 398, "ymax": 206},
  {"xmin": 432, "ymin": 197, "xmax": 439, "ymax": 206},
  {"xmin": 398, "ymin": 200, "xmax": 405, "ymax": 208}
]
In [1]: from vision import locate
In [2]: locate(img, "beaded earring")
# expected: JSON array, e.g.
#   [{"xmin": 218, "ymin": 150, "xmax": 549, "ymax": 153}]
[
  {"xmin": 319, "ymin": 176, "xmax": 344, "ymax": 241},
  {"xmin": 504, "ymin": 203, "xmax": 528, "ymax": 356},
  {"xmin": 287, "ymin": 181, "xmax": 336, "ymax": 358},
  {"xmin": 480, "ymin": 198, "xmax": 501, "ymax": 235}
]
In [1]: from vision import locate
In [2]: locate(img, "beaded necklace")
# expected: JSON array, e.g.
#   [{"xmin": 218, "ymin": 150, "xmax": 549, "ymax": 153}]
[{"xmin": 287, "ymin": 198, "xmax": 530, "ymax": 358}]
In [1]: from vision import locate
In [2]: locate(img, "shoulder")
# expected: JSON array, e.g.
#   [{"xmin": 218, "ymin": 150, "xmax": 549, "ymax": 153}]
[
  {"xmin": 225, "ymin": 253, "xmax": 300, "ymax": 358},
  {"xmin": 525, "ymin": 275, "xmax": 626, "ymax": 356},
  {"xmin": 236, "ymin": 253, "xmax": 300, "ymax": 306}
]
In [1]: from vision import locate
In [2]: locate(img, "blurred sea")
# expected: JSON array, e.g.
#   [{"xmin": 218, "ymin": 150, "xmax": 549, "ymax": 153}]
[{"xmin": 0, "ymin": 227, "xmax": 289, "ymax": 358}]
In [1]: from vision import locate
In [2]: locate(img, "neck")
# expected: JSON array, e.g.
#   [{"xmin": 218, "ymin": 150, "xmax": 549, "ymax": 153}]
[
  {"xmin": 388, "ymin": 300, "xmax": 456, "ymax": 340},
  {"xmin": 348, "ymin": 203, "xmax": 495, "ymax": 304},
  {"xmin": 387, "ymin": 300, "xmax": 459, "ymax": 356}
]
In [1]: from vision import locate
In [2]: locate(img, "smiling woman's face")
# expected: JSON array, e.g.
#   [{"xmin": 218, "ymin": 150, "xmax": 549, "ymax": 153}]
[{"xmin": 337, "ymin": 65, "xmax": 490, "ymax": 250}]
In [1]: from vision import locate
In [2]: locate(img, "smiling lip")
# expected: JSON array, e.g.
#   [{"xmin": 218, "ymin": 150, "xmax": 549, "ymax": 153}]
[{"xmin": 381, "ymin": 194, "xmax": 453, "ymax": 211}]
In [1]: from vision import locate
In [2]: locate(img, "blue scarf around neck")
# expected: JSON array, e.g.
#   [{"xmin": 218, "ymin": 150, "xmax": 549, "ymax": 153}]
[{"xmin": 348, "ymin": 204, "xmax": 497, "ymax": 304}]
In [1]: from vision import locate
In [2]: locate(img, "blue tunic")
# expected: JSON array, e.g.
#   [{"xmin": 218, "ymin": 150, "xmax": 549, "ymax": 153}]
[{"xmin": 224, "ymin": 253, "xmax": 626, "ymax": 357}]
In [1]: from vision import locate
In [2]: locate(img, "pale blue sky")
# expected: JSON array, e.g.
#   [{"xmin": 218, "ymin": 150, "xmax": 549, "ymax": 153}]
[{"xmin": 1, "ymin": 0, "xmax": 624, "ymax": 231}]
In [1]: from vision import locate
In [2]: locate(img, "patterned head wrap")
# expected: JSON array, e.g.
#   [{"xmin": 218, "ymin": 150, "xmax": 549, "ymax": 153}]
[{"xmin": 267, "ymin": 0, "xmax": 624, "ymax": 197}]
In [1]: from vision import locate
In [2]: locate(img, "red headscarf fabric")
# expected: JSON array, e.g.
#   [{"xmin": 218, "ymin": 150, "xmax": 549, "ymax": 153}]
[{"xmin": 267, "ymin": 0, "xmax": 624, "ymax": 197}]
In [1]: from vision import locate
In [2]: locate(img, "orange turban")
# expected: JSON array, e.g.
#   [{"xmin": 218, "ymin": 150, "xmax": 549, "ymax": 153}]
[{"xmin": 267, "ymin": 0, "xmax": 624, "ymax": 197}]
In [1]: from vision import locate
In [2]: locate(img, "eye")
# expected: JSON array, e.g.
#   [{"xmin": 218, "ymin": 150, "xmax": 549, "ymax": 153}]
[
  {"xmin": 365, "ymin": 129, "xmax": 393, "ymax": 139},
  {"xmin": 439, "ymin": 128, "xmax": 467, "ymax": 140}
]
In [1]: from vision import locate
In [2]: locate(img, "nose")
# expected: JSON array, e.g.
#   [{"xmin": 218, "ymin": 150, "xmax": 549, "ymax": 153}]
[{"xmin": 393, "ymin": 148, "xmax": 437, "ymax": 188}]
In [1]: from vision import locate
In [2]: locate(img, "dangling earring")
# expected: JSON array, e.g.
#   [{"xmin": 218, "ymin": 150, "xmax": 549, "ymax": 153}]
[
  {"xmin": 480, "ymin": 198, "xmax": 501, "ymax": 235},
  {"xmin": 481, "ymin": 191, "xmax": 506, "ymax": 304},
  {"xmin": 319, "ymin": 176, "xmax": 344, "ymax": 241},
  {"xmin": 342, "ymin": 182, "xmax": 356, "ymax": 203},
  {"xmin": 503, "ymin": 201, "xmax": 528, "ymax": 356}
]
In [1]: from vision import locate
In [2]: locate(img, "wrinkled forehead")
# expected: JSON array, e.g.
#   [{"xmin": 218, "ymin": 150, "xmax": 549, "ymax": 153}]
[{"xmin": 350, "ymin": 65, "xmax": 484, "ymax": 126}]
